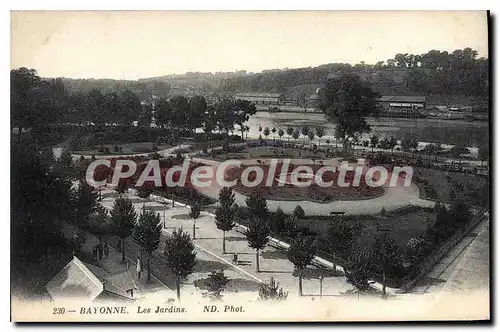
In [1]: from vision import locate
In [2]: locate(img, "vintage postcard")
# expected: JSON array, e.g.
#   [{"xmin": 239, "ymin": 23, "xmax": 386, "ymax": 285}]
[{"xmin": 10, "ymin": 10, "xmax": 490, "ymax": 322}]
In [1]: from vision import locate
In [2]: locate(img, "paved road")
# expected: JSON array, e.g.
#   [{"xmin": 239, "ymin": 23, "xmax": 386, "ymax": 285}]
[{"xmin": 411, "ymin": 218, "xmax": 490, "ymax": 295}]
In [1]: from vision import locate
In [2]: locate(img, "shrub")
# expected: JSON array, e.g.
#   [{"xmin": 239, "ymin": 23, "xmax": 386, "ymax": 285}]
[
  {"xmin": 258, "ymin": 277, "xmax": 288, "ymax": 301},
  {"xmin": 293, "ymin": 205, "xmax": 305, "ymax": 219},
  {"xmin": 205, "ymin": 270, "xmax": 229, "ymax": 301},
  {"xmin": 137, "ymin": 186, "xmax": 153, "ymax": 199},
  {"xmin": 380, "ymin": 207, "xmax": 387, "ymax": 216}
]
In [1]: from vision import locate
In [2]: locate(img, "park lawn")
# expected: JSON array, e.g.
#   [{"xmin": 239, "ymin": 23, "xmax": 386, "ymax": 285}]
[
  {"xmin": 73, "ymin": 142, "xmax": 173, "ymax": 155},
  {"xmin": 212, "ymin": 145, "xmax": 328, "ymax": 160},
  {"xmin": 415, "ymin": 167, "xmax": 488, "ymax": 204},
  {"xmin": 298, "ymin": 206, "xmax": 436, "ymax": 249}
]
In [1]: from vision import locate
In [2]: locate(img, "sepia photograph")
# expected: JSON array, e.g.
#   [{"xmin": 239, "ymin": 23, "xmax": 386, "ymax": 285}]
[{"xmin": 9, "ymin": 10, "xmax": 490, "ymax": 322}]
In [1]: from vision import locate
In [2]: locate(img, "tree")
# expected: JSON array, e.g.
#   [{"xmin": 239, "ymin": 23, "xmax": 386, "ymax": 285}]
[
  {"xmin": 344, "ymin": 247, "xmax": 374, "ymax": 295},
  {"xmin": 422, "ymin": 142, "xmax": 442, "ymax": 161},
  {"xmin": 327, "ymin": 219, "xmax": 362, "ymax": 274},
  {"xmin": 450, "ymin": 145, "xmax": 470, "ymax": 165},
  {"xmin": 11, "ymin": 68, "xmax": 57, "ymax": 139},
  {"xmin": 278, "ymin": 128, "xmax": 285, "ymax": 141},
  {"xmin": 110, "ymin": 197, "xmax": 138, "ymax": 262},
  {"xmin": 388, "ymin": 136, "xmax": 398, "ymax": 155},
  {"xmin": 189, "ymin": 95, "xmax": 207, "ymax": 135},
  {"xmin": 259, "ymin": 277, "xmax": 288, "ymax": 301},
  {"xmin": 286, "ymin": 126, "xmax": 294, "ymax": 142},
  {"xmin": 75, "ymin": 182, "xmax": 99, "ymax": 225},
  {"xmin": 263, "ymin": 127, "xmax": 270, "ymax": 140},
  {"xmin": 307, "ymin": 131, "xmax": 315, "ymax": 147},
  {"xmin": 287, "ymin": 235, "xmax": 317, "ymax": 296},
  {"xmin": 370, "ymin": 134, "xmax": 379, "ymax": 154},
  {"xmin": 133, "ymin": 210, "xmax": 162, "ymax": 281},
  {"xmin": 318, "ymin": 74, "xmax": 379, "ymax": 152},
  {"xmin": 401, "ymin": 135, "xmax": 419, "ymax": 158},
  {"xmin": 371, "ymin": 233, "xmax": 402, "ymax": 299},
  {"xmin": 270, "ymin": 207, "xmax": 287, "ymax": 234},
  {"xmin": 291, "ymin": 130, "xmax": 300, "ymax": 144},
  {"xmin": 205, "ymin": 269, "xmax": 229, "ymax": 301},
  {"xmin": 245, "ymin": 190, "xmax": 268, "ymax": 220},
  {"xmin": 245, "ymin": 217, "xmax": 270, "ymax": 272},
  {"xmin": 219, "ymin": 186, "xmax": 235, "ymax": 208},
  {"xmin": 214, "ymin": 187, "xmax": 236, "ymax": 253},
  {"xmin": 116, "ymin": 178, "xmax": 128, "ymax": 194},
  {"xmin": 301, "ymin": 126, "xmax": 310, "ymax": 145},
  {"xmin": 137, "ymin": 185, "xmax": 153, "ymax": 199},
  {"xmin": 163, "ymin": 229, "xmax": 197, "ymax": 301},
  {"xmin": 12, "ymin": 140, "xmax": 73, "ymax": 262},
  {"xmin": 478, "ymin": 145, "xmax": 489, "ymax": 167},
  {"xmin": 271, "ymin": 127, "xmax": 277, "ymax": 140},
  {"xmin": 86, "ymin": 204, "xmax": 111, "ymax": 245},
  {"xmin": 315, "ymin": 127, "xmax": 325, "ymax": 147},
  {"xmin": 117, "ymin": 90, "xmax": 142, "ymax": 128},
  {"xmin": 189, "ymin": 199, "xmax": 201, "ymax": 239},
  {"xmin": 169, "ymin": 95, "xmax": 191, "ymax": 133},
  {"xmin": 293, "ymin": 205, "xmax": 305, "ymax": 219},
  {"xmin": 155, "ymin": 98, "xmax": 173, "ymax": 132},
  {"xmin": 284, "ymin": 214, "xmax": 298, "ymax": 236},
  {"xmin": 137, "ymin": 106, "xmax": 152, "ymax": 128},
  {"xmin": 234, "ymin": 98, "xmax": 257, "ymax": 140}
]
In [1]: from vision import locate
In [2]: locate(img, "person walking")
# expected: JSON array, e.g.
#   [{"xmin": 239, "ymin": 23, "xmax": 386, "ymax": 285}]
[
  {"xmin": 136, "ymin": 256, "xmax": 142, "ymax": 280},
  {"xmin": 103, "ymin": 243, "xmax": 109, "ymax": 259},
  {"xmin": 98, "ymin": 244, "xmax": 103, "ymax": 260}
]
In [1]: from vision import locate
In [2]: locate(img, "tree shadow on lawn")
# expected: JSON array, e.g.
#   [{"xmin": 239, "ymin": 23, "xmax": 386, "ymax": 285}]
[
  {"xmin": 226, "ymin": 236, "xmax": 246, "ymax": 242},
  {"xmin": 128, "ymin": 198, "xmax": 149, "ymax": 204},
  {"xmin": 194, "ymin": 277, "xmax": 262, "ymax": 293},
  {"xmin": 194, "ymin": 259, "xmax": 229, "ymax": 273},
  {"xmin": 297, "ymin": 267, "xmax": 339, "ymax": 280},
  {"xmin": 260, "ymin": 250, "xmax": 287, "ymax": 260},
  {"xmin": 142, "ymin": 205, "xmax": 170, "ymax": 212},
  {"xmin": 171, "ymin": 213, "xmax": 192, "ymax": 220}
]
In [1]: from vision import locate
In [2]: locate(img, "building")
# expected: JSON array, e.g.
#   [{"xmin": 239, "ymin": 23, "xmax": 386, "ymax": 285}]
[
  {"xmin": 44, "ymin": 255, "xmax": 137, "ymax": 303},
  {"xmin": 234, "ymin": 93, "xmax": 286, "ymax": 106},
  {"xmin": 377, "ymin": 95, "xmax": 426, "ymax": 109},
  {"xmin": 377, "ymin": 96, "xmax": 426, "ymax": 119}
]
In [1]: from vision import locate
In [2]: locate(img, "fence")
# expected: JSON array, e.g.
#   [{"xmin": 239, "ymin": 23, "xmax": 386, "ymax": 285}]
[{"xmin": 400, "ymin": 207, "xmax": 488, "ymax": 292}]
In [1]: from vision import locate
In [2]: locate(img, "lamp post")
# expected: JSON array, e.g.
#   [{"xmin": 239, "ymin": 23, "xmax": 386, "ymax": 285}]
[{"xmin": 319, "ymin": 273, "xmax": 324, "ymax": 298}]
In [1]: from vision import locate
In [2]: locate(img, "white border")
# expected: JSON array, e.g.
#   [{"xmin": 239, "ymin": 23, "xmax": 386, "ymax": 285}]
[{"xmin": 2, "ymin": 1, "xmax": 497, "ymax": 331}]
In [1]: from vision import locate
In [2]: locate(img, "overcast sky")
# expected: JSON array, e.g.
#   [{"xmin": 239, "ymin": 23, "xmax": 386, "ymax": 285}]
[{"xmin": 11, "ymin": 11, "xmax": 488, "ymax": 80}]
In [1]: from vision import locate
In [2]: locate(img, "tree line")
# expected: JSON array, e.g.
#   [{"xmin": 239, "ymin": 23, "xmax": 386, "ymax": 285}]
[
  {"xmin": 219, "ymin": 48, "xmax": 488, "ymax": 97},
  {"xmin": 11, "ymin": 68, "xmax": 257, "ymax": 148}
]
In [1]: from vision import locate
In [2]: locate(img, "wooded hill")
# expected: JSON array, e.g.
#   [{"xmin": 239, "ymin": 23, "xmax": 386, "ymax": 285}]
[{"xmin": 50, "ymin": 48, "xmax": 489, "ymax": 105}]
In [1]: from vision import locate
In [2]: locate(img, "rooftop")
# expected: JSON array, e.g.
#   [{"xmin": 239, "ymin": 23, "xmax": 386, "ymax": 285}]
[
  {"xmin": 378, "ymin": 95, "xmax": 426, "ymax": 103},
  {"xmin": 44, "ymin": 256, "xmax": 135, "ymax": 302},
  {"xmin": 234, "ymin": 92, "xmax": 284, "ymax": 98}
]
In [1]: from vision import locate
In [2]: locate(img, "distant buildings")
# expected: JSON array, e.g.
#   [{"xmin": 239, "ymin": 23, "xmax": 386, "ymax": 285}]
[
  {"xmin": 234, "ymin": 93, "xmax": 286, "ymax": 106},
  {"xmin": 377, "ymin": 95, "xmax": 426, "ymax": 109},
  {"xmin": 377, "ymin": 96, "xmax": 426, "ymax": 119}
]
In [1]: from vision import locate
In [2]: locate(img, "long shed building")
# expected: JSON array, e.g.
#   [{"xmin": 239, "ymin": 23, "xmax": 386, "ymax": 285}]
[{"xmin": 234, "ymin": 93, "xmax": 286, "ymax": 106}]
